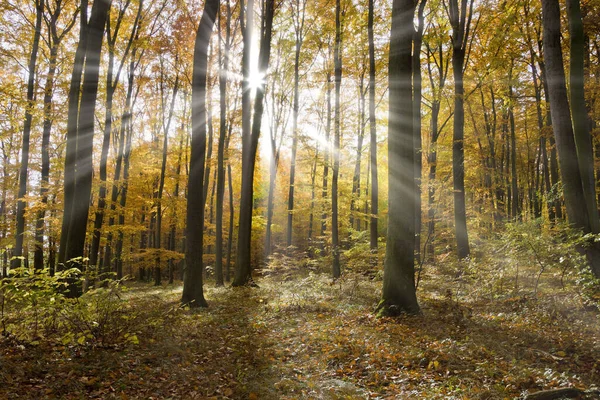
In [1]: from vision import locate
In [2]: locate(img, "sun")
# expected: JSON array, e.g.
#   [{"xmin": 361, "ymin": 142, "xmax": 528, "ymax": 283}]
[{"xmin": 247, "ymin": 69, "xmax": 265, "ymax": 91}]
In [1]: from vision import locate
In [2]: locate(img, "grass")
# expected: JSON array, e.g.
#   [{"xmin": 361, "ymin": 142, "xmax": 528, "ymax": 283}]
[{"xmin": 0, "ymin": 259, "xmax": 599, "ymax": 399}]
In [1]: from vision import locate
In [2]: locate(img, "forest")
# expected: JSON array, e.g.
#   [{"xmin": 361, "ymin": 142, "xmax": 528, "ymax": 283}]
[{"xmin": 1, "ymin": 0, "xmax": 600, "ymax": 398}]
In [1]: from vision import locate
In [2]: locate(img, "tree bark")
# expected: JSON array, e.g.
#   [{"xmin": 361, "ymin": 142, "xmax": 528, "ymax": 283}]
[
  {"xmin": 155, "ymin": 73, "xmax": 179, "ymax": 286},
  {"xmin": 286, "ymin": 0, "xmax": 306, "ymax": 247},
  {"xmin": 182, "ymin": 0, "xmax": 219, "ymax": 306},
  {"xmin": 379, "ymin": 0, "xmax": 420, "ymax": 316},
  {"xmin": 215, "ymin": 2, "xmax": 231, "ymax": 286},
  {"xmin": 233, "ymin": 0, "xmax": 254, "ymax": 285},
  {"xmin": 331, "ymin": 0, "xmax": 342, "ymax": 279},
  {"xmin": 59, "ymin": 0, "xmax": 88, "ymax": 267},
  {"xmin": 36, "ymin": 0, "xmax": 77, "ymax": 271},
  {"xmin": 566, "ymin": 0, "xmax": 599, "ymax": 233},
  {"xmin": 233, "ymin": 0, "xmax": 275, "ymax": 286},
  {"xmin": 90, "ymin": 0, "xmax": 141, "ymax": 271},
  {"xmin": 449, "ymin": 0, "xmax": 473, "ymax": 259},
  {"xmin": 542, "ymin": 0, "xmax": 600, "ymax": 278},
  {"xmin": 62, "ymin": 0, "xmax": 112, "ymax": 281},
  {"xmin": 413, "ymin": 0, "xmax": 426, "ymax": 263},
  {"xmin": 368, "ymin": 0, "xmax": 378, "ymax": 250},
  {"xmin": 14, "ymin": 0, "xmax": 44, "ymax": 270}
]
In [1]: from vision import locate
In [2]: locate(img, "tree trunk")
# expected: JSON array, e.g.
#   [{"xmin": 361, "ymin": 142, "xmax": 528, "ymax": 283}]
[
  {"xmin": 90, "ymin": 1, "xmax": 141, "ymax": 271},
  {"xmin": 508, "ymin": 70, "xmax": 519, "ymax": 220},
  {"xmin": 351, "ymin": 73, "xmax": 366, "ymax": 232},
  {"xmin": 155, "ymin": 74, "xmax": 179, "ymax": 286},
  {"xmin": 233, "ymin": 0, "xmax": 275, "ymax": 286},
  {"xmin": 59, "ymin": 0, "xmax": 88, "ymax": 267},
  {"xmin": 215, "ymin": 2, "xmax": 231, "ymax": 286},
  {"xmin": 35, "ymin": 42, "xmax": 57, "ymax": 272},
  {"xmin": 286, "ymin": 0, "xmax": 306, "ymax": 247},
  {"xmin": 321, "ymin": 71, "xmax": 332, "ymax": 242},
  {"xmin": 379, "ymin": 0, "xmax": 420, "ymax": 316},
  {"xmin": 63, "ymin": 0, "xmax": 112, "ymax": 280},
  {"xmin": 182, "ymin": 0, "xmax": 219, "ymax": 306},
  {"xmin": 233, "ymin": 0, "xmax": 254, "ymax": 285},
  {"xmin": 413, "ymin": 0, "xmax": 426, "ymax": 263},
  {"xmin": 14, "ymin": 0, "xmax": 44, "ymax": 270},
  {"xmin": 566, "ymin": 0, "xmax": 599, "ymax": 233},
  {"xmin": 331, "ymin": 0, "xmax": 342, "ymax": 279},
  {"xmin": 368, "ymin": 0, "xmax": 378, "ymax": 251},
  {"xmin": 449, "ymin": 0, "xmax": 472, "ymax": 259},
  {"xmin": 542, "ymin": 0, "xmax": 600, "ymax": 278},
  {"xmin": 308, "ymin": 147, "xmax": 319, "ymax": 241}
]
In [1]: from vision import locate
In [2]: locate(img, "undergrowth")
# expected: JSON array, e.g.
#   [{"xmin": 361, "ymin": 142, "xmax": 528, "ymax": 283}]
[{"xmin": 0, "ymin": 223, "xmax": 599, "ymax": 399}]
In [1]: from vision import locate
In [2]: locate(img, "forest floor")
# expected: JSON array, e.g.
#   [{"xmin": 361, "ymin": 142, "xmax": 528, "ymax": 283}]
[{"xmin": 1, "ymin": 256, "xmax": 600, "ymax": 399}]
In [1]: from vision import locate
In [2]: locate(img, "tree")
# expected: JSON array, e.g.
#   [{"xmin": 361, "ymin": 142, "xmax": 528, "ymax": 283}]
[
  {"xmin": 89, "ymin": 0, "xmax": 143, "ymax": 271},
  {"xmin": 331, "ymin": 0, "xmax": 342, "ymax": 279},
  {"xmin": 377, "ymin": 0, "xmax": 420, "ymax": 316},
  {"xmin": 59, "ymin": 0, "xmax": 112, "ymax": 284},
  {"xmin": 215, "ymin": 0, "xmax": 233, "ymax": 285},
  {"xmin": 154, "ymin": 65, "xmax": 179, "ymax": 286},
  {"xmin": 34, "ymin": 0, "xmax": 78, "ymax": 272},
  {"xmin": 233, "ymin": 0, "xmax": 276, "ymax": 286},
  {"xmin": 13, "ymin": 0, "xmax": 44, "ymax": 270},
  {"xmin": 181, "ymin": 0, "xmax": 220, "ymax": 307},
  {"xmin": 424, "ymin": 26, "xmax": 450, "ymax": 260},
  {"xmin": 286, "ymin": 0, "xmax": 307, "ymax": 248},
  {"xmin": 566, "ymin": 0, "xmax": 599, "ymax": 233},
  {"xmin": 413, "ymin": 0, "xmax": 426, "ymax": 262},
  {"xmin": 448, "ymin": 0, "xmax": 474, "ymax": 259},
  {"xmin": 367, "ymin": 0, "xmax": 378, "ymax": 251},
  {"xmin": 541, "ymin": 0, "xmax": 600, "ymax": 278}
]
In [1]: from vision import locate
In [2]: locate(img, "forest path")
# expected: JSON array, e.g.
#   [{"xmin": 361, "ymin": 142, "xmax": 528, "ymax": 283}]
[{"xmin": 1, "ymin": 271, "xmax": 599, "ymax": 399}]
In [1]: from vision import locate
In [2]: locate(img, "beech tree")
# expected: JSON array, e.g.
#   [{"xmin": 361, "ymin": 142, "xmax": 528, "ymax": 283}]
[
  {"xmin": 13, "ymin": 0, "xmax": 44, "ymax": 270},
  {"xmin": 448, "ymin": 0, "xmax": 474, "ymax": 259},
  {"xmin": 541, "ymin": 0, "xmax": 600, "ymax": 278},
  {"xmin": 233, "ymin": 0, "xmax": 276, "ymax": 286},
  {"xmin": 59, "ymin": 0, "xmax": 112, "ymax": 285},
  {"xmin": 182, "ymin": 0, "xmax": 220, "ymax": 307},
  {"xmin": 367, "ymin": 0, "xmax": 378, "ymax": 251},
  {"xmin": 331, "ymin": 0, "xmax": 342, "ymax": 279},
  {"xmin": 378, "ymin": 0, "xmax": 420, "ymax": 315},
  {"xmin": 286, "ymin": 0, "xmax": 307, "ymax": 248}
]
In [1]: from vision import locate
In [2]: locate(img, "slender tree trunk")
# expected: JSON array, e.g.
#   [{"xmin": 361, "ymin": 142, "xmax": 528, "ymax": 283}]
[
  {"xmin": 64, "ymin": 0, "xmax": 112, "ymax": 280},
  {"xmin": 105, "ymin": 47, "xmax": 138, "ymax": 277},
  {"xmin": 155, "ymin": 76, "xmax": 179, "ymax": 286},
  {"xmin": 331, "ymin": 0, "xmax": 342, "ymax": 279},
  {"xmin": 413, "ymin": 0, "xmax": 426, "ymax": 263},
  {"xmin": 449, "ymin": 0, "xmax": 472, "ymax": 259},
  {"xmin": 182, "ymin": 0, "xmax": 219, "ymax": 306},
  {"xmin": 215, "ymin": 2, "xmax": 231, "ymax": 286},
  {"xmin": 14, "ymin": 0, "xmax": 44, "ymax": 270},
  {"xmin": 542, "ymin": 0, "xmax": 600, "ymax": 278},
  {"xmin": 508, "ymin": 70, "xmax": 519, "ymax": 220},
  {"xmin": 90, "ymin": 1, "xmax": 141, "ymax": 271},
  {"xmin": 368, "ymin": 0, "xmax": 379, "ymax": 251},
  {"xmin": 308, "ymin": 147, "xmax": 319, "ymax": 241},
  {"xmin": 59, "ymin": 0, "xmax": 88, "ymax": 267},
  {"xmin": 379, "ymin": 0, "xmax": 420, "ymax": 316},
  {"xmin": 234, "ymin": 0, "xmax": 275, "ymax": 286},
  {"xmin": 35, "ymin": 42, "xmax": 57, "ymax": 271},
  {"xmin": 351, "ymin": 74, "xmax": 366, "ymax": 232},
  {"xmin": 567, "ymin": 0, "xmax": 599, "ymax": 233},
  {"xmin": 169, "ymin": 135, "xmax": 184, "ymax": 284},
  {"xmin": 286, "ymin": 0, "xmax": 305, "ymax": 247},
  {"xmin": 321, "ymin": 72, "xmax": 332, "ymax": 242},
  {"xmin": 233, "ymin": 0, "xmax": 254, "ymax": 284},
  {"xmin": 226, "ymin": 161, "xmax": 234, "ymax": 282}
]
